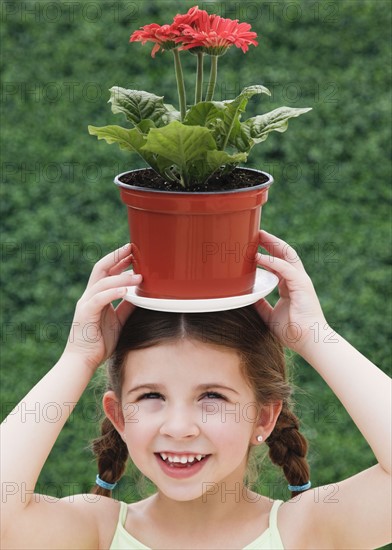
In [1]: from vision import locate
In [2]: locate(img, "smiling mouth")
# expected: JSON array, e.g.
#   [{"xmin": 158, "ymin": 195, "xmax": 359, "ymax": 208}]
[{"xmin": 155, "ymin": 453, "xmax": 210, "ymax": 468}]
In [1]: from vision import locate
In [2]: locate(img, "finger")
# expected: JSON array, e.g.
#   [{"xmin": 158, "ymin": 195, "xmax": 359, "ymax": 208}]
[
  {"xmin": 88, "ymin": 243, "xmax": 132, "ymax": 286},
  {"xmin": 83, "ymin": 272, "xmax": 142, "ymax": 301},
  {"xmin": 254, "ymin": 298, "xmax": 273, "ymax": 324},
  {"xmin": 277, "ymin": 277, "xmax": 291, "ymax": 299},
  {"xmin": 115, "ymin": 299, "xmax": 136, "ymax": 327},
  {"xmin": 258, "ymin": 256, "xmax": 290, "ymax": 298},
  {"xmin": 80, "ymin": 286, "xmax": 129, "ymax": 318},
  {"xmin": 107, "ymin": 254, "xmax": 134, "ymax": 277},
  {"xmin": 258, "ymin": 230, "xmax": 303, "ymax": 270},
  {"xmin": 257, "ymin": 253, "xmax": 306, "ymax": 288}
]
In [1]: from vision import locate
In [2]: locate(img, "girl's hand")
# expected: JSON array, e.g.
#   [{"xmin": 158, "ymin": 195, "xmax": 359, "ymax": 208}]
[
  {"xmin": 255, "ymin": 231, "xmax": 326, "ymax": 355},
  {"xmin": 63, "ymin": 243, "xmax": 142, "ymax": 371}
]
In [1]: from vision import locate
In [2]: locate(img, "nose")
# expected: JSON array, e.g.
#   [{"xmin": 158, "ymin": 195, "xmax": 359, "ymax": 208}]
[{"xmin": 159, "ymin": 405, "xmax": 200, "ymax": 439}]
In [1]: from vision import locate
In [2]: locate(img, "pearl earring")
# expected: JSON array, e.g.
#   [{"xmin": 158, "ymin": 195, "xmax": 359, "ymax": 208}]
[{"xmin": 256, "ymin": 435, "xmax": 263, "ymax": 443}]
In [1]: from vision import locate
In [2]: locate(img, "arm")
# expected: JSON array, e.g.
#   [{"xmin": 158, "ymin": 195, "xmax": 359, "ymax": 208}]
[
  {"xmin": 256, "ymin": 231, "xmax": 391, "ymax": 549},
  {"xmin": 0, "ymin": 243, "xmax": 141, "ymax": 549}
]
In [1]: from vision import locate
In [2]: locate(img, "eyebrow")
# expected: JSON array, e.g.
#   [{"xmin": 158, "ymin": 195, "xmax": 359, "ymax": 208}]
[
  {"xmin": 196, "ymin": 383, "xmax": 240, "ymax": 395},
  {"xmin": 127, "ymin": 383, "xmax": 161, "ymax": 396},
  {"xmin": 127, "ymin": 383, "xmax": 240, "ymax": 396}
]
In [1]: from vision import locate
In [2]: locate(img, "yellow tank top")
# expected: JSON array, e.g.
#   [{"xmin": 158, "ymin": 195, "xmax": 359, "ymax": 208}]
[{"xmin": 109, "ymin": 499, "xmax": 285, "ymax": 549}]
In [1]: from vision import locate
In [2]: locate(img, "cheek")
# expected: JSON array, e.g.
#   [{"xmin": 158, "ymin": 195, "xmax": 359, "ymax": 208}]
[
  {"xmin": 123, "ymin": 423, "xmax": 155, "ymax": 465},
  {"xmin": 122, "ymin": 399, "xmax": 164, "ymax": 425},
  {"xmin": 122, "ymin": 402, "xmax": 161, "ymax": 449},
  {"xmin": 202, "ymin": 401, "xmax": 258, "ymax": 426},
  {"xmin": 201, "ymin": 402, "xmax": 256, "ymax": 441}
]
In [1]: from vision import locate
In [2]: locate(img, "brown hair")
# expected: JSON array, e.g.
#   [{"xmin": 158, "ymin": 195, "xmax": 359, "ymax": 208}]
[{"xmin": 91, "ymin": 306, "xmax": 310, "ymax": 499}]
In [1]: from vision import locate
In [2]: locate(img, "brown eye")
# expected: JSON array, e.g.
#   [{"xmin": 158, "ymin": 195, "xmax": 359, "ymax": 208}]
[
  {"xmin": 138, "ymin": 392, "xmax": 164, "ymax": 401},
  {"xmin": 201, "ymin": 392, "xmax": 226, "ymax": 400}
]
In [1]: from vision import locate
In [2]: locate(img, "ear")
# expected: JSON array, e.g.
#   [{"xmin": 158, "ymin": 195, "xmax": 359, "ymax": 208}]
[
  {"xmin": 252, "ymin": 400, "xmax": 282, "ymax": 443},
  {"xmin": 102, "ymin": 391, "xmax": 125, "ymax": 434}
]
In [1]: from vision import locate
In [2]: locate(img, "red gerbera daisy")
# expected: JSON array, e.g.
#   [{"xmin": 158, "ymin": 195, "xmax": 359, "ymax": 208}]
[
  {"xmin": 172, "ymin": 5, "xmax": 206, "ymax": 28},
  {"xmin": 130, "ymin": 23, "xmax": 180, "ymax": 58},
  {"xmin": 179, "ymin": 12, "xmax": 258, "ymax": 56}
]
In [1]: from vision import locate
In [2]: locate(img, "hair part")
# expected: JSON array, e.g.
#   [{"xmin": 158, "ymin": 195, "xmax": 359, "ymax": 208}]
[{"xmin": 91, "ymin": 306, "xmax": 310, "ymax": 499}]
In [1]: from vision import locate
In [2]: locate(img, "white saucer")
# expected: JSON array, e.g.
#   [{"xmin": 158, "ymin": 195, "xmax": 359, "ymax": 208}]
[{"xmin": 125, "ymin": 269, "xmax": 278, "ymax": 313}]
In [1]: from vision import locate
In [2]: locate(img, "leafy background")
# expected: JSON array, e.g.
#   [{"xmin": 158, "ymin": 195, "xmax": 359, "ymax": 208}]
[{"xmin": 1, "ymin": 1, "xmax": 391, "ymax": 548}]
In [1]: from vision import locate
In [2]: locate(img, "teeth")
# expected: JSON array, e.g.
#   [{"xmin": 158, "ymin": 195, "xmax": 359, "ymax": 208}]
[{"xmin": 159, "ymin": 453, "xmax": 206, "ymax": 464}]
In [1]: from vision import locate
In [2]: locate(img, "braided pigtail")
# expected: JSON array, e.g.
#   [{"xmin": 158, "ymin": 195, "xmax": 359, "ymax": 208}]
[
  {"xmin": 91, "ymin": 417, "xmax": 129, "ymax": 497},
  {"xmin": 266, "ymin": 403, "xmax": 310, "ymax": 498}
]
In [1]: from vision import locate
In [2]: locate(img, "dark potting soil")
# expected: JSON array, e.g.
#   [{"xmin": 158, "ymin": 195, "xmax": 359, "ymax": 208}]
[{"xmin": 118, "ymin": 168, "xmax": 269, "ymax": 192}]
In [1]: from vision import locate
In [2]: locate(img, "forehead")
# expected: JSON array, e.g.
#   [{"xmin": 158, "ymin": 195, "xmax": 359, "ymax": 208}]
[{"xmin": 122, "ymin": 338, "xmax": 250, "ymax": 390}]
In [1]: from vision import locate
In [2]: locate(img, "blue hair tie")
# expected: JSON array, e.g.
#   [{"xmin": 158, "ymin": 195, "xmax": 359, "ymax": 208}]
[
  {"xmin": 95, "ymin": 474, "xmax": 117, "ymax": 490},
  {"xmin": 288, "ymin": 481, "xmax": 311, "ymax": 492}
]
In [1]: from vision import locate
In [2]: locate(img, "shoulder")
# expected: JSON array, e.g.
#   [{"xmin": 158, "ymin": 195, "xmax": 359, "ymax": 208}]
[
  {"xmin": 56, "ymin": 493, "xmax": 123, "ymax": 549},
  {"xmin": 277, "ymin": 492, "xmax": 327, "ymax": 550},
  {"xmin": 90, "ymin": 496, "xmax": 123, "ymax": 549},
  {"xmin": 95, "ymin": 496, "xmax": 154, "ymax": 549},
  {"xmin": 277, "ymin": 466, "xmax": 391, "ymax": 549},
  {"xmin": 56, "ymin": 494, "xmax": 123, "ymax": 549},
  {"xmin": 1, "ymin": 493, "xmax": 121, "ymax": 550},
  {"xmin": 278, "ymin": 487, "xmax": 358, "ymax": 549}
]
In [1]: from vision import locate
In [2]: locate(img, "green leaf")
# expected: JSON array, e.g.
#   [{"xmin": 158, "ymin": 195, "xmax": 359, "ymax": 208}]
[
  {"xmin": 88, "ymin": 124, "xmax": 141, "ymax": 151},
  {"xmin": 163, "ymin": 103, "xmax": 182, "ymax": 123},
  {"xmin": 205, "ymin": 150, "xmax": 248, "ymax": 172},
  {"xmin": 88, "ymin": 124, "xmax": 163, "ymax": 171},
  {"xmin": 184, "ymin": 87, "xmax": 271, "ymax": 151},
  {"xmin": 227, "ymin": 118, "xmax": 253, "ymax": 153},
  {"xmin": 183, "ymin": 102, "xmax": 223, "ymax": 128},
  {"xmin": 141, "ymin": 120, "xmax": 217, "ymax": 186},
  {"xmin": 217, "ymin": 85, "xmax": 271, "ymax": 150},
  {"xmin": 108, "ymin": 87, "xmax": 179, "ymax": 127},
  {"xmin": 188, "ymin": 151, "xmax": 248, "ymax": 184},
  {"xmin": 176, "ymin": 150, "xmax": 247, "ymax": 183},
  {"xmin": 241, "ymin": 106, "xmax": 312, "ymax": 145}
]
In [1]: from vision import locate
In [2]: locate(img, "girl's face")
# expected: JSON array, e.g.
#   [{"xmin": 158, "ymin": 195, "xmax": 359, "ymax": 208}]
[{"xmin": 104, "ymin": 339, "xmax": 279, "ymax": 502}]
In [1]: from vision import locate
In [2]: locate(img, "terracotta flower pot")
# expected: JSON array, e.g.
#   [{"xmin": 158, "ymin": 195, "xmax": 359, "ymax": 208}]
[{"xmin": 114, "ymin": 167, "xmax": 273, "ymax": 299}]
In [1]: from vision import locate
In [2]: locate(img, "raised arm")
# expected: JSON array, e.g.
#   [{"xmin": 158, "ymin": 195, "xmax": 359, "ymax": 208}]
[
  {"xmin": 256, "ymin": 230, "xmax": 391, "ymax": 549},
  {"xmin": 0, "ymin": 243, "xmax": 141, "ymax": 549}
]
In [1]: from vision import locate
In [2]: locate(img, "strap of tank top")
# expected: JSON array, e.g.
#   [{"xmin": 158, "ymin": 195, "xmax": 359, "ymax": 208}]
[
  {"xmin": 118, "ymin": 501, "xmax": 129, "ymax": 526},
  {"xmin": 269, "ymin": 499, "xmax": 284, "ymax": 532}
]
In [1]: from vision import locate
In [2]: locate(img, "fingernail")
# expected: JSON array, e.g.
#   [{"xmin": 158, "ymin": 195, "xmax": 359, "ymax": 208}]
[
  {"xmin": 131, "ymin": 273, "xmax": 142, "ymax": 281},
  {"xmin": 122, "ymin": 243, "xmax": 131, "ymax": 250}
]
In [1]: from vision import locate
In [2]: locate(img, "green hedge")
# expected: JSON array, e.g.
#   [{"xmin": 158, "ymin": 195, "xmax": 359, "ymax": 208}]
[{"xmin": 1, "ymin": 2, "xmax": 391, "ymax": 547}]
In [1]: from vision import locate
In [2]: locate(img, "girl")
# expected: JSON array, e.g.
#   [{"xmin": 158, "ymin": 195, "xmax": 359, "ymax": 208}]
[{"xmin": 1, "ymin": 231, "xmax": 390, "ymax": 549}]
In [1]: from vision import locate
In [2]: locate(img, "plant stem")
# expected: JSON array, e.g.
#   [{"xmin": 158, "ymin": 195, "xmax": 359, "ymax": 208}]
[
  {"xmin": 173, "ymin": 48, "xmax": 186, "ymax": 121},
  {"xmin": 195, "ymin": 52, "xmax": 204, "ymax": 104},
  {"xmin": 205, "ymin": 55, "xmax": 218, "ymax": 102}
]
